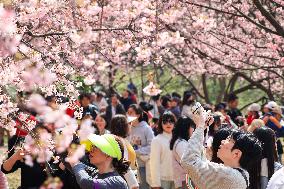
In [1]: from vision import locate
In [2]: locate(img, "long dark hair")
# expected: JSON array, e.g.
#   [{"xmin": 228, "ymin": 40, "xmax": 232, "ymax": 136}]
[
  {"xmin": 211, "ymin": 127, "xmax": 233, "ymax": 163},
  {"xmin": 112, "ymin": 136, "xmax": 130, "ymax": 176},
  {"xmin": 208, "ymin": 115, "xmax": 222, "ymax": 137},
  {"xmin": 182, "ymin": 91, "xmax": 194, "ymax": 106},
  {"xmin": 128, "ymin": 104, "xmax": 148, "ymax": 123},
  {"xmin": 170, "ymin": 117, "xmax": 195, "ymax": 150},
  {"xmin": 161, "ymin": 95, "xmax": 171, "ymax": 109},
  {"xmin": 231, "ymin": 130, "xmax": 262, "ymax": 189},
  {"xmin": 157, "ymin": 111, "xmax": 176, "ymax": 135},
  {"xmin": 253, "ymin": 127, "xmax": 278, "ymax": 179}
]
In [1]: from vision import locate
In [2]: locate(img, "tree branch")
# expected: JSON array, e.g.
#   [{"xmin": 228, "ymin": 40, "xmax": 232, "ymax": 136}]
[
  {"xmin": 232, "ymin": 5, "xmax": 280, "ymax": 36},
  {"xmin": 253, "ymin": 0, "xmax": 284, "ymax": 37},
  {"xmin": 201, "ymin": 74, "xmax": 210, "ymax": 103},
  {"xmin": 24, "ymin": 26, "xmax": 137, "ymax": 38},
  {"xmin": 240, "ymin": 96, "xmax": 267, "ymax": 111},
  {"xmin": 163, "ymin": 60, "xmax": 205, "ymax": 99},
  {"xmin": 182, "ymin": 0, "xmax": 242, "ymax": 17}
]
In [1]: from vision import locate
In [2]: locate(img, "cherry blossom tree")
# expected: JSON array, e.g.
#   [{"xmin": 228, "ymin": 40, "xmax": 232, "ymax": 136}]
[{"xmin": 156, "ymin": 0, "xmax": 284, "ymax": 102}]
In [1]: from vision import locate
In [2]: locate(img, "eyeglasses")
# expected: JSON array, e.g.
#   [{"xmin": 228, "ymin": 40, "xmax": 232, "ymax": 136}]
[{"xmin": 162, "ymin": 119, "xmax": 175, "ymax": 125}]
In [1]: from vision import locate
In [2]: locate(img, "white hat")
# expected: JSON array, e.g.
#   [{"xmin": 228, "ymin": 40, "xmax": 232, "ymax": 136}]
[
  {"xmin": 248, "ymin": 103, "xmax": 261, "ymax": 112},
  {"xmin": 265, "ymin": 101, "xmax": 278, "ymax": 110},
  {"xmin": 272, "ymin": 105, "xmax": 283, "ymax": 117}
]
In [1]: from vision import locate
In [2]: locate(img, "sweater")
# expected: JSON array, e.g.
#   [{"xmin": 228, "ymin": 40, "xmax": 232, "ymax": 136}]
[
  {"xmin": 72, "ymin": 163, "xmax": 128, "ymax": 189},
  {"xmin": 150, "ymin": 132, "xmax": 174, "ymax": 187},
  {"xmin": 172, "ymin": 139, "xmax": 188, "ymax": 188},
  {"xmin": 181, "ymin": 127, "xmax": 249, "ymax": 189},
  {"xmin": 1, "ymin": 160, "xmax": 48, "ymax": 188},
  {"xmin": 260, "ymin": 159, "xmax": 283, "ymax": 189},
  {"xmin": 266, "ymin": 167, "xmax": 284, "ymax": 189},
  {"xmin": 128, "ymin": 121, "xmax": 154, "ymax": 167}
]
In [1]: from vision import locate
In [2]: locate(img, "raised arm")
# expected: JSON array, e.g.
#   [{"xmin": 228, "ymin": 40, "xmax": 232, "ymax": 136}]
[
  {"xmin": 1, "ymin": 149, "xmax": 24, "ymax": 173},
  {"xmin": 72, "ymin": 163, "xmax": 94, "ymax": 189},
  {"xmin": 180, "ymin": 107, "xmax": 243, "ymax": 189}
]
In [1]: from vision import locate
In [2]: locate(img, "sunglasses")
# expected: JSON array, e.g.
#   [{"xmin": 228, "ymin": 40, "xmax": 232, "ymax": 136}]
[{"xmin": 162, "ymin": 119, "xmax": 175, "ymax": 124}]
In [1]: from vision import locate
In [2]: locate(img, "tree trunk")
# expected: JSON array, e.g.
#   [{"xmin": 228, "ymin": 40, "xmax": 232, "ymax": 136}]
[
  {"xmin": 141, "ymin": 64, "xmax": 145, "ymax": 100},
  {"xmin": 216, "ymin": 77, "xmax": 226, "ymax": 104},
  {"xmin": 201, "ymin": 74, "xmax": 210, "ymax": 104}
]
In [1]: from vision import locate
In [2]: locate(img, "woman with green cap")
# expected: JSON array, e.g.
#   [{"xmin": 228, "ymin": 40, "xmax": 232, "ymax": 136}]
[{"xmin": 71, "ymin": 134, "xmax": 130, "ymax": 189}]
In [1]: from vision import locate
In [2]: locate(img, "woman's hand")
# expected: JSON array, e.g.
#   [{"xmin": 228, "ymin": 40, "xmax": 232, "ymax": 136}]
[
  {"xmin": 3, "ymin": 148, "xmax": 28, "ymax": 172},
  {"xmin": 13, "ymin": 148, "xmax": 26, "ymax": 161},
  {"xmin": 190, "ymin": 102, "xmax": 213, "ymax": 128}
]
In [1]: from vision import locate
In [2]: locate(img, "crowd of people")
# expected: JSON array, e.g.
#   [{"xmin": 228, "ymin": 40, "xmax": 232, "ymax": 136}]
[{"xmin": 0, "ymin": 88, "xmax": 284, "ymax": 189}]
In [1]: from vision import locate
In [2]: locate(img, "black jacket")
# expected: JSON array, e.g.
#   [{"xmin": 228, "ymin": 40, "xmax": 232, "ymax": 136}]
[{"xmin": 105, "ymin": 104, "xmax": 126, "ymax": 125}]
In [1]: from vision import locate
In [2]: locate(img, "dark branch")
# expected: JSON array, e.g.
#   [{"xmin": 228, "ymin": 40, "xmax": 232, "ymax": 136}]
[
  {"xmin": 163, "ymin": 60, "xmax": 205, "ymax": 99},
  {"xmin": 232, "ymin": 5, "xmax": 280, "ymax": 36},
  {"xmin": 182, "ymin": 0, "xmax": 242, "ymax": 17},
  {"xmin": 253, "ymin": 0, "xmax": 284, "ymax": 37}
]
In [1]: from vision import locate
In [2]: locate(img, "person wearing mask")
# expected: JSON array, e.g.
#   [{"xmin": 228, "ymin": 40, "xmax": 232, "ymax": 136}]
[
  {"xmin": 72, "ymin": 134, "xmax": 129, "ymax": 189},
  {"xmin": 94, "ymin": 114, "xmax": 110, "ymax": 135},
  {"xmin": 127, "ymin": 104, "xmax": 154, "ymax": 189},
  {"xmin": 105, "ymin": 94, "xmax": 126, "ymax": 124},
  {"xmin": 79, "ymin": 93, "xmax": 98, "ymax": 120},
  {"xmin": 110, "ymin": 114, "xmax": 139, "ymax": 189},
  {"xmin": 150, "ymin": 111, "xmax": 176, "ymax": 189},
  {"xmin": 253, "ymin": 127, "xmax": 283, "ymax": 189},
  {"xmin": 181, "ymin": 103, "xmax": 262, "ymax": 189},
  {"xmin": 170, "ymin": 117, "xmax": 196, "ymax": 189},
  {"xmin": 226, "ymin": 93, "xmax": 243, "ymax": 127}
]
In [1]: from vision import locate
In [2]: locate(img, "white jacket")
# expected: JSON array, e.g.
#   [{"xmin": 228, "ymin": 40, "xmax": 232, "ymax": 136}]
[{"xmin": 150, "ymin": 132, "xmax": 174, "ymax": 187}]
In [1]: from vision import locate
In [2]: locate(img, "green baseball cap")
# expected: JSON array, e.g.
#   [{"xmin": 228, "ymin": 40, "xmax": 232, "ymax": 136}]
[{"xmin": 81, "ymin": 134, "xmax": 122, "ymax": 161}]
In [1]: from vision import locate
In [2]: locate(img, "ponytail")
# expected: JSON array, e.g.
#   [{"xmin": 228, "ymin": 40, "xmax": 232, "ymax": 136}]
[{"xmin": 112, "ymin": 137, "xmax": 130, "ymax": 176}]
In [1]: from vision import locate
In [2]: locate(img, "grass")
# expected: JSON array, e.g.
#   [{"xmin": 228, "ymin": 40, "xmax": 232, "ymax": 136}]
[
  {"xmin": 6, "ymin": 170, "xmax": 20, "ymax": 189},
  {"xmin": 0, "ymin": 145, "xmax": 20, "ymax": 189}
]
